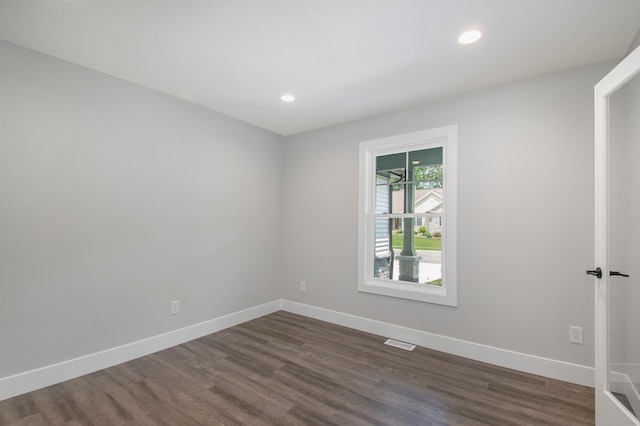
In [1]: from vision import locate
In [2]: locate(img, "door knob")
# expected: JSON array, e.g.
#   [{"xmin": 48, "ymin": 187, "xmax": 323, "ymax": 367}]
[
  {"xmin": 610, "ymin": 271, "xmax": 630, "ymax": 277},
  {"xmin": 586, "ymin": 267, "xmax": 602, "ymax": 279}
]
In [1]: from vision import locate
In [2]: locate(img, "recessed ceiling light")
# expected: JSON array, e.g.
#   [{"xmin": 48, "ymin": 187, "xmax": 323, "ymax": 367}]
[
  {"xmin": 458, "ymin": 30, "xmax": 482, "ymax": 45},
  {"xmin": 280, "ymin": 94, "xmax": 295, "ymax": 103}
]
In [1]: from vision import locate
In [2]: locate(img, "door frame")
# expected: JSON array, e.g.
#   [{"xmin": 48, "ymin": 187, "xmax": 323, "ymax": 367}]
[{"xmin": 594, "ymin": 44, "xmax": 640, "ymax": 425}]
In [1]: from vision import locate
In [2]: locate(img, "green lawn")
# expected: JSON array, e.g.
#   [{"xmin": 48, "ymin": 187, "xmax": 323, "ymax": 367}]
[{"xmin": 392, "ymin": 234, "xmax": 441, "ymax": 251}]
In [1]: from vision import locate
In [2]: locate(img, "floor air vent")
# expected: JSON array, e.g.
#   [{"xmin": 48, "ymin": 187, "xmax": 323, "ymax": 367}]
[{"xmin": 384, "ymin": 339, "xmax": 416, "ymax": 351}]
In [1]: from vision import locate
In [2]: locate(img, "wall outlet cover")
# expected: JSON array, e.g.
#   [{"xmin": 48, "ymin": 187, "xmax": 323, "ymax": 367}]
[{"xmin": 569, "ymin": 326, "xmax": 583, "ymax": 344}]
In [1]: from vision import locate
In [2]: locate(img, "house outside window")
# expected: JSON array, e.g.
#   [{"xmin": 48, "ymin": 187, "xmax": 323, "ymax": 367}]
[{"xmin": 358, "ymin": 125, "xmax": 457, "ymax": 306}]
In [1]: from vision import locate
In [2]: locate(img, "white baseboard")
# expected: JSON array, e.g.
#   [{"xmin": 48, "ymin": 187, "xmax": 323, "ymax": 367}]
[
  {"xmin": 1, "ymin": 298, "xmax": 595, "ymax": 402},
  {"xmin": 0, "ymin": 300, "xmax": 281, "ymax": 401},
  {"xmin": 281, "ymin": 300, "xmax": 595, "ymax": 387}
]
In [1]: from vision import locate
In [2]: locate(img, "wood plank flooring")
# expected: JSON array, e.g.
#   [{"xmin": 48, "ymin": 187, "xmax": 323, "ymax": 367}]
[{"xmin": 0, "ymin": 311, "xmax": 595, "ymax": 425}]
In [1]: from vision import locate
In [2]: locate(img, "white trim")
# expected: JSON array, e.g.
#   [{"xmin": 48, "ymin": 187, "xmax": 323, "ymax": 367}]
[
  {"xmin": 281, "ymin": 300, "xmax": 594, "ymax": 387},
  {"xmin": 594, "ymin": 45, "xmax": 640, "ymax": 425},
  {"xmin": 0, "ymin": 300, "xmax": 281, "ymax": 401},
  {"xmin": 1, "ymin": 299, "xmax": 597, "ymax": 402}
]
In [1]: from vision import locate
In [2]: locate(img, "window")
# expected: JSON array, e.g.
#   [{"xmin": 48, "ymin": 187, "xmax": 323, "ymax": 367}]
[{"xmin": 358, "ymin": 125, "xmax": 457, "ymax": 306}]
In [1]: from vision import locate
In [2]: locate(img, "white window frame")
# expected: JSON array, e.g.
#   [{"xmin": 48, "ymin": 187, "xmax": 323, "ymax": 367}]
[{"xmin": 358, "ymin": 125, "xmax": 458, "ymax": 306}]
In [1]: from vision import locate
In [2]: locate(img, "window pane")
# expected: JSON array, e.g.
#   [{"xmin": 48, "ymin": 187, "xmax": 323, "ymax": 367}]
[
  {"xmin": 373, "ymin": 218, "xmax": 442, "ymax": 286},
  {"xmin": 377, "ymin": 152, "xmax": 405, "ymax": 172},
  {"xmin": 376, "ymin": 177, "xmax": 406, "ymax": 213},
  {"xmin": 391, "ymin": 184, "xmax": 405, "ymax": 213},
  {"xmin": 414, "ymin": 187, "xmax": 443, "ymax": 214},
  {"xmin": 408, "ymin": 148, "xmax": 442, "ymax": 170},
  {"xmin": 375, "ymin": 175, "xmax": 391, "ymax": 214},
  {"xmin": 373, "ymin": 217, "xmax": 393, "ymax": 279},
  {"xmin": 413, "ymin": 164, "xmax": 443, "ymax": 189},
  {"xmin": 375, "ymin": 167, "xmax": 405, "ymax": 214}
]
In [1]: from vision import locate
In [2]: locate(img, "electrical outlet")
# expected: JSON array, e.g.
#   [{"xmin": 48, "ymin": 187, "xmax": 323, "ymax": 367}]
[
  {"xmin": 569, "ymin": 326, "xmax": 583, "ymax": 344},
  {"xmin": 300, "ymin": 281, "xmax": 306, "ymax": 292},
  {"xmin": 171, "ymin": 300, "xmax": 180, "ymax": 315}
]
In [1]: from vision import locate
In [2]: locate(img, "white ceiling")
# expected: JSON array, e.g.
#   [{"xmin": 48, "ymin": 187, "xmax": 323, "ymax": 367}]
[{"xmin": 1, "ymin": 1, "xmax": 639, "ymax": 136}]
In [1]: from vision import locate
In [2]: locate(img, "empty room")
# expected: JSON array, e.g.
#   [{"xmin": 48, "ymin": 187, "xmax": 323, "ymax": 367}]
[{"xmin": 2, "ymin": 1, "xmax": 640, "ymax": 425}]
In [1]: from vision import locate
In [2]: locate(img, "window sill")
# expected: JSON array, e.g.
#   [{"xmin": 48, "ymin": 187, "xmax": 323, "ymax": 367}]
[{"xmin": 358, "ymin": 279, "xmax": 457, "ymax": 306}]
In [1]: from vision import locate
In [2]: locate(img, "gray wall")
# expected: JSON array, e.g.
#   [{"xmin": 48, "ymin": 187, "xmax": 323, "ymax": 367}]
[
  {"xmin": 282, "ymin": 60, "xmax": 617, "ymax": 367},
  {"xmin": 628, "ymin": 28, "xmax": 640, "ymax": 54},
  {"xmin": 0, "ymin": 41, "xmax": 283, "ymax": 378},
  {"xmin": 0, "ymin": 35, "xmax": 625, "ymax": 382}
]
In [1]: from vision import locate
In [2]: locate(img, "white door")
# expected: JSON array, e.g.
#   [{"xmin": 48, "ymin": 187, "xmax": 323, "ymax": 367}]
[{"xmin": 593, "ymin": 45, "xmax": 640, "ymax": 425}]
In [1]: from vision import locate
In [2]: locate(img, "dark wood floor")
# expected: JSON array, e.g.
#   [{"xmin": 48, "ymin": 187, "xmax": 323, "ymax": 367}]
[{"xmin": 0, "ymin": 311, "xmax": 594, "ymax": 425}]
